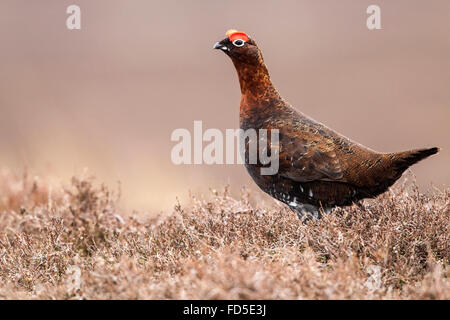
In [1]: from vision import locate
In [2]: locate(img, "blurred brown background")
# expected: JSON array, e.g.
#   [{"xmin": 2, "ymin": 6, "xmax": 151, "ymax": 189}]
[{"xmin": 0, "ymin": 0, "xmax": 448, "ymax": 213}]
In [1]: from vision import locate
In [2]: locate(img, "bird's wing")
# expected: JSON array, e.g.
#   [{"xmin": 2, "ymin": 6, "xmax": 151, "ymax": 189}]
[{"xmin": 278, "ymin": 128, "xmax": 344, "ymax": 183}]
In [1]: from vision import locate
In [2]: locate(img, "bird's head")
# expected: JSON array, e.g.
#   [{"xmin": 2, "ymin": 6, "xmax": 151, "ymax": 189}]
[
  {"xmin": 213, "ymin": 29, "xmax": 263, "ymax": 66},
  {"xmin": 214, "ymin": 29, "xmax": 276, "ymax": 97}
]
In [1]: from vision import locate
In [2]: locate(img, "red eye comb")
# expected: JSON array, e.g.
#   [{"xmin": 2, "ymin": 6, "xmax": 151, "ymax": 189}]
[{"xmin": 226, "ymin": 29, "xmax": 249, "ymax": 42}]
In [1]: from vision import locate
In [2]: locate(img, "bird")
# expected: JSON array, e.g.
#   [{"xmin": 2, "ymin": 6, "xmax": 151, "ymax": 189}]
[{"xmin": 213, "ymin": 29, "xmax": 439, "ymax": 219}]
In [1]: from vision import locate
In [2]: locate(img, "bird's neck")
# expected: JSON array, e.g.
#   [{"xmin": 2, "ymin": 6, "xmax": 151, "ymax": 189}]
[{"xmin": 233, "ymin": 60, "xmax": 282, "ymax": 106}]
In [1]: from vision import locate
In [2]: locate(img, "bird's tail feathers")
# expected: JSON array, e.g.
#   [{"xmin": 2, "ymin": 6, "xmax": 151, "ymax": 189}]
[{"xmin": 392, "ymin": 147, "xmax": 440, "ymax": 172}]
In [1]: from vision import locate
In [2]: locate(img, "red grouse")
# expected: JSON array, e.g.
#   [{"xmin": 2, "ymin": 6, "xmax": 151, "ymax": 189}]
[{"xmin": 214, "ymin": 29, "xmax": 439, "ymax": 218}]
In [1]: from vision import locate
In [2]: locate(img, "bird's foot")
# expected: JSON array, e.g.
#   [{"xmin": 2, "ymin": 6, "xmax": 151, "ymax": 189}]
[
  {"xmin": 293, "ymin": 203, "xmax": 320, "ymax": 220},
  {"xmin": 290, "ymin": 203, "xmax": 334, "ymax": 221}
]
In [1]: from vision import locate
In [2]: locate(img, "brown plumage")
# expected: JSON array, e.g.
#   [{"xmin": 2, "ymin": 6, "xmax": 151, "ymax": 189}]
[{"xmin": 214, "ymin": 30, "xmax": 439, "ymax": 218}]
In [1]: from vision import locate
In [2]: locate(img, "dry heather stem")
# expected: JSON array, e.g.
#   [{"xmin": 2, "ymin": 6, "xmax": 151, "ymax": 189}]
[{"xmin": 0, "ymin": 169, "xmax": 448, "ymax": 299}]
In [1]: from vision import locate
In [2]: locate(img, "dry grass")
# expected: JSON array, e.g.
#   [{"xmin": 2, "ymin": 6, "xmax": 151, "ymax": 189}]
[{"xmin": 0, "ymin": 169, "xmax": 448, "ymax": 300}]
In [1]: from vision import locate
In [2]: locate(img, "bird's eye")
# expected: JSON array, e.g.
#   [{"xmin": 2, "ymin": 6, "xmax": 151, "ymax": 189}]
[{"xmin": 232, "ymin": 39, "xmax": 245, "ymax": 47}]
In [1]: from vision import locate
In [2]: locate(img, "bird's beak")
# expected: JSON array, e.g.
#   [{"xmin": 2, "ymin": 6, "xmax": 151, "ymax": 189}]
[{"xmin": 213, "ymin": 42, "xmax": 229, "ymax": 51}]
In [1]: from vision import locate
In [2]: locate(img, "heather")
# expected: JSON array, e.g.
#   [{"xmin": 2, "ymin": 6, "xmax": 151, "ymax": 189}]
[{"xmin": 0, "ymin": 170, "xmax": 448, "ymax": 299}]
